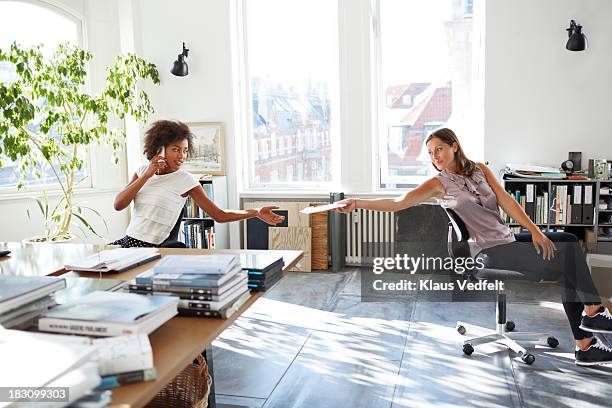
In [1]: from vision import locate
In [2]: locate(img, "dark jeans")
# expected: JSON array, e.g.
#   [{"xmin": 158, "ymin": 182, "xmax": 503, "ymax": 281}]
[{"xmin": 480, "ymin": 232, "xmax": 601, "ymax": 340}]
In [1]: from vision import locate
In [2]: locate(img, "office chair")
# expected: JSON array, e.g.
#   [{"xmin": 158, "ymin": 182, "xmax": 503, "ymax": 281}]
[
  {"xmin": 444, "ymin": 208, "xmax": 559, "ymax": 365},
  {"xmin": 159, "ymin": 210, "xmax": 187, "ymax": 248}
]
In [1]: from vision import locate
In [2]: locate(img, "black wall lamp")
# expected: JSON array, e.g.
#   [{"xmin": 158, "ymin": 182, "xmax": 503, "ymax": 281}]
[
  {"xmin": 566, "ymin": 20, "xmax": 587, "ymax": 51},
  {"xmin": 171, "ymin": 42, "xmax": 189, "ymax": 76}
]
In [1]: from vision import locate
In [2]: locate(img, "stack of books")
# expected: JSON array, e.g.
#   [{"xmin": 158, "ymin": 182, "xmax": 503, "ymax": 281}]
[
  {"xmin": 0, "ymin": 329, "xmax": 102, "ymax": 406},
  {"xmin": 38, "ymin": 290, "xmax": 178, "ymax": 336},
  {"xmin": 64, "ymin": 248, "xmax": 161, "ymax": 273},
  {"xmin": 240, "ymin": 253, "xmax": 285, "ymax": 291},
  {"xmin": 0, "ymin": 275, "xmax": 66, "ymax": 330},
  {"xmin": 129, "ymin": 255, "xmax": 250, "ymax": 319},
  {"xmin": 3, "ymin": 329, "xmax": 156, "ymax": 393}
]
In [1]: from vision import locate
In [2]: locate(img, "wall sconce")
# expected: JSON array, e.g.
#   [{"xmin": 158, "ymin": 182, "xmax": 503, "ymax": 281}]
[
  {"xmin": 171, "ymin": 42, "xmax": 189, "ymax": 76},
  {"xmin": 566, "ymin": 20, "xmax": 586, "ymax": 51}
]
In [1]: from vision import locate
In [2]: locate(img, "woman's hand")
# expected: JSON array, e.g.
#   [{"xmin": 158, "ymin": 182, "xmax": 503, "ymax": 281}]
[
  {"xmin": 143, "ymin": 155, "xmax": 167, "ymax": 178},
  {"xmin": 333, "ymin": 198, "xmax": 356, "ymax": 213},
  {"xmin": 531, "ymin": 230, "xmax": 557, "ymax": 260},
  {"xmin": 257, "ymin": 206, "xmax": 286, "ymax": 225}
]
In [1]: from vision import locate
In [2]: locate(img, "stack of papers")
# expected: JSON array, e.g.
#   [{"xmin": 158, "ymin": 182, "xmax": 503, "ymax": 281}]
[
  {"xmin": 503, "ymin": 163, "xmax": 566, "ymax": 179},
  {"xmin": 64, "ymin": 248, "xmax": 161, "ymax": 273}
]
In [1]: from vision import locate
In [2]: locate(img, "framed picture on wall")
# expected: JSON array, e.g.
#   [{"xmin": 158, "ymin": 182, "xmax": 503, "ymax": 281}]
[{"xmin": 183, "ymin": 122, "xmax": 225, "ymax": 175}]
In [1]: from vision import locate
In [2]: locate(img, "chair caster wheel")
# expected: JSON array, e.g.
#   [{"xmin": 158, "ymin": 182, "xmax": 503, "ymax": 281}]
[
  {"xmin": 522, "ymin": 353, "xmax": 535, "ymax": 365},
  {"xmin": 547, "ymin": 336, "xmax": 559, "ymax": 348},
  {"xmin": 505, "ymin": 321, "xmax": 515, "ymax": 332},
  {"xmin": 463, "ymin": 343, "xmax": 474, "ymax": 356},
  {"xmin": 457, "ymin": 325, "xmax": 466, "ymax": 335}
]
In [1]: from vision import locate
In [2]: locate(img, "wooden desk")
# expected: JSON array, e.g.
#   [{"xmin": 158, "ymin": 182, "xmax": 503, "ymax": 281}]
[
  {"xmin": 67, "ymin": 248, "xmax": 303, "ymax": 407},
  {"xmin": 0, "ymin": 242, "xmax": 109, "ymax": 277}
]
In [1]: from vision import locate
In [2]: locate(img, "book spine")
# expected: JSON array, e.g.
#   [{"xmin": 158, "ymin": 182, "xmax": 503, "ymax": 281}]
[
  {"xmin": 178, "ymin": 308, "xmax": 223, "ymax": 318},
  {"xmin": 129, "ymin": 289, "xmax": 218, "ymax": 301},
  {"xmin": 97, "ymin": 368, "xmax": 157, "ymax": 390},
  {"xmin": 153, "ymin": 278, "xmax": 222, "ymax": 287},
  {"xmin": 39, "ymin": 318, "xmax": 127, "ymax": 337},
  {"xmin": 178, "ymin": 299, "xmax": 213, "ymax": 310}
]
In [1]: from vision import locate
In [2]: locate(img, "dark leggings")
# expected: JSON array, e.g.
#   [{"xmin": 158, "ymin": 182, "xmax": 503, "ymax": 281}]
[{"xmin": 480, "ymin": 232, "xmax": 601, "ymax": 340}]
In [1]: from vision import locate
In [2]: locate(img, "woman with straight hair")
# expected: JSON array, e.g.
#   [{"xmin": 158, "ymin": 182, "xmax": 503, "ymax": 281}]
[{"xmin": 335, "ymin": 127, "xmax": 612, "ymax": 366}]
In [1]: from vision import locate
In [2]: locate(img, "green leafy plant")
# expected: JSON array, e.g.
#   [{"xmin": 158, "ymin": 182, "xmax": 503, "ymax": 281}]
[{"xmin": 0, "ymin": 42, "xmax": 160, "ymax": 241}]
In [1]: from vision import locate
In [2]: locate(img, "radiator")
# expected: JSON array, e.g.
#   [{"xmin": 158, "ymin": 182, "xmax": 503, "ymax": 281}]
[{"xmin": 345, "ymin": 209, "xmax": 395, "ymax": 265}]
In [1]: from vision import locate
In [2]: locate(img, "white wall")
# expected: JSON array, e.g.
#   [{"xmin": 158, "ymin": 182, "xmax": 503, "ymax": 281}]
[{"xmin": 484, "ymin": 0, "xmax": 612, "ymax": 174}]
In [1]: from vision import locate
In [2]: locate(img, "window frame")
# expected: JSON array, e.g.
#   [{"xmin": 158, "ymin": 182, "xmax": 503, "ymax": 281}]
[
  {"xmin": 238, "ymin": 0, "xmax": 341, "ymax": 192},
  {"xmin": 372, "ymin": 0, "xmax": 480, "ymax": 191},
  {"xmin": 0, "ymin": 0, "xmax": 93, "ymax": 196}
]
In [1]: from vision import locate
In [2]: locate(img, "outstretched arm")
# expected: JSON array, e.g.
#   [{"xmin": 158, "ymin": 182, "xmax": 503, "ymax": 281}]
[
  {"xmin": 187, "ymin": 185, "xmax": 285, "ymax": 225},
  {"xmin": 334, "ymin": 177, "xmax": 445, "ymax": 213}
]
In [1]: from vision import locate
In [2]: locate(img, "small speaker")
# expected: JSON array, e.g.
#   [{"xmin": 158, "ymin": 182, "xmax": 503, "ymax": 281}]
[{"xmin": 569, "ymin": 152, "xmax": 582, "ymax": 171}]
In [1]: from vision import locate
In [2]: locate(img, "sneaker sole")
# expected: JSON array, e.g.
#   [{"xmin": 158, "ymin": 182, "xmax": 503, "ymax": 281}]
[
  {"xmin": 579, "ymin": 324, "xmax": 612, "ymax": 334},
  {"xmin": 575, "ymin": 359, "xmax": 612, "ymax": 366}
]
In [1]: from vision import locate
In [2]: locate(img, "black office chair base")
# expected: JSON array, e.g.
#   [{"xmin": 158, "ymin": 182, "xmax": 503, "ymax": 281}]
[{"xmin": 457, "ymin": 321, "xmax": 558, "ymax": 364}]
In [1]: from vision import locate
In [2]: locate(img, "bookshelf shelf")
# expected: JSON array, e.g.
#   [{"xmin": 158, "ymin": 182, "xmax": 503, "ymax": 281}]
[
  {"xmin": 180, "ymin": 176, "xmax": 228, "ymax": 249},
  {"xmin": 502, "ymin": 178, "xmax": 612, "ymax": 253}
]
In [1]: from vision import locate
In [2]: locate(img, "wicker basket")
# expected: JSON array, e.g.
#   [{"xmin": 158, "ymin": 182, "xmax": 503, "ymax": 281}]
[{"xmin": 147, "ymin": 354, "xmax": 212, "ymax": 408}]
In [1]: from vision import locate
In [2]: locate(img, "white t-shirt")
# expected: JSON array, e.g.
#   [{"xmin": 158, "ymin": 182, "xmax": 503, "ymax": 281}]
[{"xmin": 125, "ymin": 165, "xmax": 200, "ymax": 244}]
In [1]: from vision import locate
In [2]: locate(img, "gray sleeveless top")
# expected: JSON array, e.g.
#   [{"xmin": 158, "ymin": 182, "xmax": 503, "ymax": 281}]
[{"xmin": 435, "ymin": 167, "xmax": 515, "ymax": 250}]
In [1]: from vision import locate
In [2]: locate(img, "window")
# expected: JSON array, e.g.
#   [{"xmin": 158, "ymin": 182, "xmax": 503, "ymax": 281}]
[
  {"xmin": 0, "ymin": 1, "xmax": 86, "ymax": 190},
  {"xmin": 377, "ymin": 0, "xmax": 476, "ymax": 189},
  {"xmin": 244, "ymin": 0, "xmax": 339, "ymax": 188}
]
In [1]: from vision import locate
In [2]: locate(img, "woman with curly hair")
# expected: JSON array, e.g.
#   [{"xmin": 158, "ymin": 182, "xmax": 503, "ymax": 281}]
[{"xmin": 112, "ymin": 120, "xmax": 284, "ymax": 248}]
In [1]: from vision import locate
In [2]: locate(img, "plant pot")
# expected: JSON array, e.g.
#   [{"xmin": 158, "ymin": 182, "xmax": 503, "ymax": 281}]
[{"xmin": 22, "ymin": 233, "xmax": 75, "ymax": 244}]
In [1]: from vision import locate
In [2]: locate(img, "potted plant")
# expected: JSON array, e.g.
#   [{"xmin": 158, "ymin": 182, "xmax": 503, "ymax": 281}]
[{"xmin": 0, "ymin": 43, "xmax": 159, "ymax": 242}]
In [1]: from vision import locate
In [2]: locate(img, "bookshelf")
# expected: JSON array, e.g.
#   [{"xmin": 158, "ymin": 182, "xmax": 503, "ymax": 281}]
[
  {"xmin": 179, "ymin": 176, "xmax": 228, "ymax": 249},
  {"xmin": 502, "ymin": 178, "xmax": 612, "ymax": 254}
]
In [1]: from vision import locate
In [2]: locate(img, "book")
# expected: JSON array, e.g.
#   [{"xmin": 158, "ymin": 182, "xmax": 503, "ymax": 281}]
[
  {"xmin": 52, "ymin": 273, "xmax": 126, "ymax": 305},
  {"xmin": 97, "ymin": 368, "xmax": 157, "ymax": 389},
  {"xmin": 132, "ymin": 272, "xmax": 248, "ymax": 295},
  {"xmin": 129, "ymin": 273, "xmax": 248, "ymax": 299},
  {"xmin": 0, "ymin": 296, "xmax": 55, "ymax": 325},
  {"xmin": 240, "ymin": 253, "xmax": 284, "ymax": 272},
  {"xmin": 152, "ymin": 267, "xmax": 243, "ymax": 287},
  {"xmin": 177, "ymin": 286, "xmax": 249, "ymax": 311},
  {"xmin": 178, "ymin": 291, "xmax": 251, "ymax": 319},
  {"xmin": 64, "ymin": 248, "xmax": 161, "ymax": 273},
  {"xmin": 46, "ymin": 361, "xmax": 101, "ymax": 405},
  {"xmin": 248, "ymin": 270, "xmax": 283, "ymax": 292},
  {"xmin": 0, "ymin": 275, "xmax": 65, "ymax": 315},
  {"xmin": 0, "ymin": 329, "xmax": 98, "ymax": 388},
  {"xmin": 153, "ymin": 254, "xmax": 240, "ymax": 275},
  {"xmin": 38, "ymin": 291, "xmax": 178, "ymax": 337},
  {"xmin": 93, "ymin": 333, "xmax": 153, "ymax": 376}
]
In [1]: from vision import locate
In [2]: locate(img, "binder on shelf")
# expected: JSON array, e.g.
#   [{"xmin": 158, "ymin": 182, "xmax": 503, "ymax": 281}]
[
  {"xmin": 525, "ymin": 184, "xmax": 535, "ymax": 221},
  {"xmin": 571, "ymin": 185, "xmax": 583, "ymax": 224},
  {"xmin": 548, "ymin": 187, "xmax": 557, "ymax": 224},
  {"xmin": 583, "ymin": 184, "xmax": 594, "ymax": 224}
]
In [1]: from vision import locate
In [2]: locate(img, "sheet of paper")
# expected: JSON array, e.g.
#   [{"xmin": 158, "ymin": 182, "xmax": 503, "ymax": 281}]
[{"xmin": 300, "ymin": 203, "xmax": 347, "ymax": 214}]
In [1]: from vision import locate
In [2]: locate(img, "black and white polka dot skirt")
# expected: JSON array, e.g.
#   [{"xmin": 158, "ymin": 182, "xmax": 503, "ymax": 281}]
[{"xmin": 109, "ymin": 236, "xmax": 158, "ymax": 248}]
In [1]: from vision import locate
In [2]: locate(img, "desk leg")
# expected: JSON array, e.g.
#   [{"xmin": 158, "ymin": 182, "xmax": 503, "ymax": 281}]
[
  {"xmin": 203, "ymin": 347, "xmax": 253, "ymax": 408},
  {"xmin": 202, "ymin": 346, "xmax": 216, "ymax": 408}
]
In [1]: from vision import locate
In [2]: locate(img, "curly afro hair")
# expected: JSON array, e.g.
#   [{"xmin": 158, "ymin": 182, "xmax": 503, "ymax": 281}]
[{"xmin": 143, "ymin": 120, "xmax": 194, "ymax": 160}]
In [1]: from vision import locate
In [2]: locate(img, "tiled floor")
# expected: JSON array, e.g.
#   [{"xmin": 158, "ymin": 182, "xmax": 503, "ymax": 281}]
[{"xmin": 212, "ymin": 268, "xmax": 612, "ymax": 408}]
